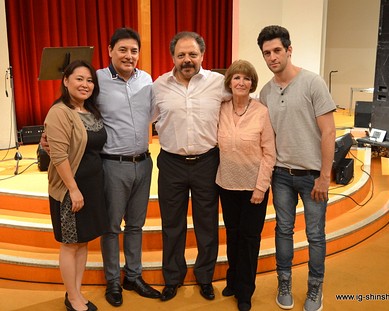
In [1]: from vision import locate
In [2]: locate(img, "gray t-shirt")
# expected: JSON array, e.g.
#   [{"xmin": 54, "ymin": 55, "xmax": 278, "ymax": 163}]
[{"xmin": 260, "ymin": 69, "xmax": 336, "ymax": 171}]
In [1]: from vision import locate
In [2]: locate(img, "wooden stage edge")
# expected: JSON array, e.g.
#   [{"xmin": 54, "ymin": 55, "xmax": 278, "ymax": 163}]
[{"xmin": 1, "ymin": 134, "xmax": 389, "ymax": 284}]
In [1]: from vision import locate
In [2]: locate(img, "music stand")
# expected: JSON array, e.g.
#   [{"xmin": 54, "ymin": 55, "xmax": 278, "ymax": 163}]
[
  {"xmin": 38, "ymin": 46, "xmax": 94, "ymax": 80},
  {"xmin": 27, "ymin": 47, "xmax": 94, "ymax": 174}
]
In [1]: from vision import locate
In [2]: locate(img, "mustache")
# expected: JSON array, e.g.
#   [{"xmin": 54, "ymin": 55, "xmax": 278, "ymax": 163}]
[{"xmin": 181, "ymin": 64, "xmax": 195, "ymax": 69}]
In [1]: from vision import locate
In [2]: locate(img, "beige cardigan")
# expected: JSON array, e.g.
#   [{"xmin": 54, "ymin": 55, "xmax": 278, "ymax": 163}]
[{"xmin": 44, "ymin": 103, "xmax": 87, "ymax": 202}]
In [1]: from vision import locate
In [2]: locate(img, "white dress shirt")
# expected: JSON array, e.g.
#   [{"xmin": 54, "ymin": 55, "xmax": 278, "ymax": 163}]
[{"xmin": 152, "ymin": 67, "xmax": 229, "ymax": 155}]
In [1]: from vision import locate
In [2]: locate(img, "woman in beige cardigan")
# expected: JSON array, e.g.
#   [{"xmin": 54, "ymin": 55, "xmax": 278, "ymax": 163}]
[{"xmin": 45, "ymin": 60, "xmax": 108, "ymax": 311}]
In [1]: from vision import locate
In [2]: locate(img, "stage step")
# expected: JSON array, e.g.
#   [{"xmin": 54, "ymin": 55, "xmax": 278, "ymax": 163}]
[
  {"xmin": 1, "ymin": 148, "xmax": 389, "ymax": 285},
  {"xmin": 0, "ymin": 190, "xmax": 388, "ymax": 285},
  {"xmin": 0, "ymin": 167, "xmax": 371, "ymax": 252}
]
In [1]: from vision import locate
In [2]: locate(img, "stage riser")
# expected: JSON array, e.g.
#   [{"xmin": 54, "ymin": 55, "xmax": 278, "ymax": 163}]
[
  {"xmin": 0, "ymin": 181, "xmax": 371, "ymax": 251},
  {"xmin": 1, "ymin": 208, "xmax": 388, "ymax": 285},
  {"xmin": 2, "ymin": 149, "xmax": 387, "ymax": 285},
  {"xmin": 0, "ymin": 195, "xmax": 49, "ymax": 214},
  {"xmin": 0, "ymin": 195, "xmax": 163, "ymax": 217},
  {"xmin": 0, "ymin": 181, "xmax": 370, "ymax": 252},
  {"xmin": 0, "ymin": 195, "xmax": 229, "ymax": 218}
]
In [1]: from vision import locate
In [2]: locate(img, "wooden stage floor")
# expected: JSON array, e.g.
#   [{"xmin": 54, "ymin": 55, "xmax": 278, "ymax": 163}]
[{"xmin": 1, "ymin": 110, "xmax": 389, "ymax": 310}]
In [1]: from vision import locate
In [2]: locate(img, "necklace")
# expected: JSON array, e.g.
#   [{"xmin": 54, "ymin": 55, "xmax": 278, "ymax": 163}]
[
  {"xmin": 233, "ymin": 98, "xmax": 252, "ymax": 117},
  {"xmin": 75, "ymin": 106, "xmax": 87, "ymax": 113}
]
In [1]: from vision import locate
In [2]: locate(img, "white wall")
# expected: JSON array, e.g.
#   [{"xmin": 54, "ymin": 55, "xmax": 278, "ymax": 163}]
[
  {"xmin": 0, "ymin": 0, "xmax": 15, "ymax": 149},
  {"xmin": 233, "ymin": 0, "xmax": 380, "ymax": 110},
  {"xmin": 233, "ymin": 0, "xmax": 328, "ymax": 96},
  {"xmin": 324, "ymin": 0, "xmax": 380, "ymax": 109}
]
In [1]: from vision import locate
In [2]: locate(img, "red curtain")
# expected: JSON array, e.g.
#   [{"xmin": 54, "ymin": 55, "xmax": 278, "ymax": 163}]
[
  {"xmin": 150, "ymin": 0, "xmax": 233, "ymax": 80},
  {"xmin": 5, "ymin": 0, "xmax": 233, "ymax": 129},
  {"xmin": 5, "ymin": 0, "xmax": 138, "ymax": 129}
]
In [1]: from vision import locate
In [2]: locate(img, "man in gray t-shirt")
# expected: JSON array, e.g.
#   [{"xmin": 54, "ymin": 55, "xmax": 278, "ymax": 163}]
[{"xmin": 257, "ymin": 25, "xmax": 336, "ymax": 311}]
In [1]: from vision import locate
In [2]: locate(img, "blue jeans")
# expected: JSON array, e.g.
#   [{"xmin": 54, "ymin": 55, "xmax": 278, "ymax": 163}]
[{"xmin": 272, "ymin": 167, "xmax": 327, "ymax": 281}]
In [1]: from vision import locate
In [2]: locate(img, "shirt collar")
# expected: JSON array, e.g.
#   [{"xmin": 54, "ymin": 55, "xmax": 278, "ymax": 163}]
[{"xmin": 108, "ymin": 64, "xmax": 138, "ymax": 81}]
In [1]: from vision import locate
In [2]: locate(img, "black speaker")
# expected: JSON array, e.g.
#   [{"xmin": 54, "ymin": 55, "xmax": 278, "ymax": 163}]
[
  {"xmin": 20, "ymin": 125, "xmax": 44, "ymax": 145},
  {"xmin": 372, "ymin": 44, "xmax": 389, "ymax": 105},
  {"xmin": 372, "ymin": 1, "xmax": 389, "ymax": 135},
  {"xmin": 372, "ymin": 103, "xmax": 389, "ymax": 141},
  {"xmin": 354, "ymin": 101, "xmax": 372, "ymax": 128},
  {"xmin": 335, "ymin": 158, "xmax": 354, "ymax": 185},
  {"xmin": 378, "ymin": 0, "xmax": 389, "ymax": 43},
  {"xmin": 37, "ymin": 144, "xmax": 50, "ymax": 171}
]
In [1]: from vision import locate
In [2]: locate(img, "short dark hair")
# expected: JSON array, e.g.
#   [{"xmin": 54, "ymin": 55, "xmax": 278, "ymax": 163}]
[
  {"xmin": 257, "ymin": 25, "xmax": 291, "ymax": 51},
  {"xmin": 224, "ymin": 60, "xmax": 258, "ymax": 94},
  {"xmin": 54, "ymin": 60, "xmax": 101, "ymax": 119},
  {"xmin": 110, "ymin": 27, "xmax": 141, "ymax": 50},
  {"xmin": 169, "ymin": 31, "xmax": 206, "ymax": 56}
]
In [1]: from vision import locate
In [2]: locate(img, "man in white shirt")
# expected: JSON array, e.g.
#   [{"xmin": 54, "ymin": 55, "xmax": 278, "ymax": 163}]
[{"xmin": 152, "ymin": 31, "xmax": 229, "ymax": 302}]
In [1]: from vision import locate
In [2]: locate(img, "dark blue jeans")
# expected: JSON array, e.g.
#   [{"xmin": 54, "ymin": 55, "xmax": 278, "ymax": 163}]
[{"xmin": 272, "ymin": 167, "xmax": 327, "ymax": 281}]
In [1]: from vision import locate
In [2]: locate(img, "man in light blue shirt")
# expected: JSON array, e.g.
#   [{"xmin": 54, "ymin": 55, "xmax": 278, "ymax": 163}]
[{"xmin": 97, "ymin": 28, "xmax": 160, "ymax": 307}]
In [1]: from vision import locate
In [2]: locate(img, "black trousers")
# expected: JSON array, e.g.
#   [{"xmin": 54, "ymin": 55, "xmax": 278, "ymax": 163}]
[
  {"xmin": 157, "ymin": 148, "xmax": 220, "ymax": 285},
  {"xmin": 219, "ymin": 187, "xmax": 269, "ymax": 302}
]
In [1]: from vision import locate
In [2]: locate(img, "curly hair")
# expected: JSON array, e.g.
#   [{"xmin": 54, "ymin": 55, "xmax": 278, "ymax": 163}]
[{"xmin": 257, "ymin": 25, "xmax": 291, "ymax": 51}]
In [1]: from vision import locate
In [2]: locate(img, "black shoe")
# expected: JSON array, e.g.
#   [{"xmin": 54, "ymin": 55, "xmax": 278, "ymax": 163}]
[
  {"xmin": 64, "ymin": 295, "xmax": 90, "ymax": 311},
  {"xmin": 123, "ymin": 276, "xmax": 161, "ymax": 298},
  {"xmin": 238, "ymin": 301, "xmax": 251, "ymax": 311},
  {"xmin": 160, "ymin": 284, "xmax": 180, "ymax": 301},
  {"xmin": 199, "ymin": 283, "xmax": 215, "ymax": 300},
  {"xmin": 222, "ymin": 286, "xmax": 235, "ymax": 297},
  {"xmin": 105, "ymin": 282, "xmax": 123, "ymax": 307},
  {"xmin": 64, "ymin": 296, "xmax": 76, "ymax": 311},
  {"xmin": 86, "ymin": 300, "xmax": 97, "ymax": 311},
  {"xmin": 65, "ymin": 293, "xmax": 95, "ymax": 311}
]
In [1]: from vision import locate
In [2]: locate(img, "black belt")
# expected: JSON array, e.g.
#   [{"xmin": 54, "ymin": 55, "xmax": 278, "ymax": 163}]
[
  {"xmin": 162, "ymin": 147, "xmax": 218, "ymax": 164},
  {"xmin": 101, "ymin": 151, "xmax": 150, "ymax": 163},
  {"xmin": 275, "ymin": 166, "xmax": 320, "ymax": 176}
]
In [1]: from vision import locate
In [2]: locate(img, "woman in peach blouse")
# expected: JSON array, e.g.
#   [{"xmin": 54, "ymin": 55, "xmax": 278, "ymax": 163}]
[{"xmin": 216, "ymin": 60, "xmax": 276, "ymax": 311}]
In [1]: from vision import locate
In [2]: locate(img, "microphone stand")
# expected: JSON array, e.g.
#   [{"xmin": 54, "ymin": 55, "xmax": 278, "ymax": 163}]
[
  {"xmin": 6, "ymin": 66, "xmax": 22, "ymax": 175},
  {"xmin": 14, "ymin": 143, "xmax": 22, "ymax": 175}
]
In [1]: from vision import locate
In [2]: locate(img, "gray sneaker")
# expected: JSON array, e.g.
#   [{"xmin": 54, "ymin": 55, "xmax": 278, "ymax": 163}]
[
  {"xmin": 276, "ymin": 274, "xmax": 294, "ymax": 309},
  {"xmin": 303, "ymin": 280, "xmax": 323, "ymax": 311}
]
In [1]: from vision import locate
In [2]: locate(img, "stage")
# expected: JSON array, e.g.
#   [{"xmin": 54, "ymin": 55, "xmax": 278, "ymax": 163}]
[{"xmin": 1, "ymin": 110, "xmax": 389, "ymax": 286}]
